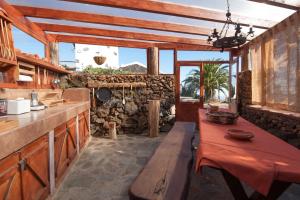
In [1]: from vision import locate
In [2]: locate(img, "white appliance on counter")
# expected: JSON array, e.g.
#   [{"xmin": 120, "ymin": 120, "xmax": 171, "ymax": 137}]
[{"xmin": 7, "ymin": 98, "xmax": 31, "ymax": 115}]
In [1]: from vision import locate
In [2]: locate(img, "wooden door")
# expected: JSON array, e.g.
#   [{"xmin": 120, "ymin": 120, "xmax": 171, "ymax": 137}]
[
  {"xmin": 0, "ymin": 153, "xmax": 22, "ymax": 200},
  {"xmin": 175, "ymin": 63, "xmax": 204, "ymax": 123},
  {"xmin": 54, "ymin": 117, "xmax": 77, "ymax": 184},
  {"xmin": 20, "ymin": 135, "xmax": 49, "ymax": 200},
  {"xmin": 54, "ymin": 123, "xmax": 68, "ymax": 183},
  {"xmin": 67, "ymin": 118, "xmax": 77, "ymax": 163},
  {"xmin": 79, "ymin": 111, "xmax": 89, "ymax": 150}
]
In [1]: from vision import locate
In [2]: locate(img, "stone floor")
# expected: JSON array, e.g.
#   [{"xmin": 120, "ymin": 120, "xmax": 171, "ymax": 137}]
[
  {"xmin": 54, "ymin": 133, "xmax": 300, "ymax": 200},
  {"xmin": 53, "ymin": 134, "xmax": 164, "ymax": 200}
]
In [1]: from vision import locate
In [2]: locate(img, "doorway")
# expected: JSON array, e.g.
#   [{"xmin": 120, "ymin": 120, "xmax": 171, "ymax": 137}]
[{"xmin": 175, "ymin": 61, "xmax": 204, "ymax": 122}]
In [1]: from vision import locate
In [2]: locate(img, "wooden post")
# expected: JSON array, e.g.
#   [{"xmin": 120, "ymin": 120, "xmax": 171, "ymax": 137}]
[
  {"xmin": 108, "ymin": 122, "xmax": 117, "ymax": 139},
  {"xmin": 229, "ymin": 52, "xmax": 233, "ymax": 102},
  {"xmin": 49, "ymin": 42, "xmax": 59, "ymax": 66},
  {"xmin": 147, "ymin": 47, "xmax": 159, "ymax": 75},
  {"xmin": 148, "ymin": 100, "xmax": 160, "ymax": 137}
]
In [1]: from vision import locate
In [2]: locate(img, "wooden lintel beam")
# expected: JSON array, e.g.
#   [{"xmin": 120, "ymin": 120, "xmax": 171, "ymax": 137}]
[
  {"xmin": 60, "ymin": 0, "xmax": 274, "ymax": 29},
  {"xmin": 36, "ymin": 23, "xmax": 208, "ymax": 45},
  {"xmin": 0, "ymin": 1, "xmax": 51, "ymax": 44},
  {"xmin": 248, "ymin": 0, "xmax": 299, "ymax": 10},
  {"xmin": 14, "ymin": 5, "xmax": 212, "ymax": 36}
]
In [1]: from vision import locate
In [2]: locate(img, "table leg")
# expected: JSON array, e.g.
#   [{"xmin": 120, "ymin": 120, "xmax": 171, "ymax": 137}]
[
  {"xmin": 249, "ymin": 181, "xmax": 291, "ymax": 200},
  {"xmin": 221, "ymin": 169, "xmax": 249, "ymax": 200}
]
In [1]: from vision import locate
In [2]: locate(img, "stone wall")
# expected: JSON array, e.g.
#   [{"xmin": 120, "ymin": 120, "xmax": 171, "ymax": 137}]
[
  {"xmin": 66, "ymin": 74, "xmax": 175, "ymax": 136},
  {"xmin": 237, "ymin": 70, "xmax": 252, "ymax": 114},
  {"xmin": 241, "ymin": 106, "xmax": 300, "ymax": 148},
  {"xmin": 238, "ymin": 70, "xmax": 300, "ymax": 148}
]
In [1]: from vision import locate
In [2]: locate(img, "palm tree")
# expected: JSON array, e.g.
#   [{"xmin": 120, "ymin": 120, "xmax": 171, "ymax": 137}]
[{"xmin": 181, "ymin": 61, "xmax": 231, "ymax": 101}]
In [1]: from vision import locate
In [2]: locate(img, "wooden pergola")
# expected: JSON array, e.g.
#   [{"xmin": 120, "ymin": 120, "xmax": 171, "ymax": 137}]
[{"xmin": 1, "ymin": 0, "xmax": 295, "ymax": 58}]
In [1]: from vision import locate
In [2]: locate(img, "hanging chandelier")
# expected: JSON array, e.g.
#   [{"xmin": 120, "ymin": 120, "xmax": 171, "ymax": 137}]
[{"xmin": 207, "ymin": 0, "xmax": 255, "ymax": 51}]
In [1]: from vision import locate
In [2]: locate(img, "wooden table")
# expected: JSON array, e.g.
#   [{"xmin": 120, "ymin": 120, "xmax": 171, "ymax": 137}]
[{"xmin": 196, "ymin": 109, "xmax": 300, "ymax": 200}]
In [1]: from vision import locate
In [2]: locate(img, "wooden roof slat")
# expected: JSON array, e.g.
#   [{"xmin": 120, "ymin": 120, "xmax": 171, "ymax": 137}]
[
  {"xmin": 248, "ymin": 0, "xmax": 299, "ymax": 10},
  {"xmin": 48, "ymin": 33, "xmax": 219, "ymax": 51},
  {"xmin": 60, "ymin": 0, "xmax": 274, "ymax": 29},
  {"xmin": 36, "ymin": 23, "xmax": 209, "ymax": 46},
  {"xmin": 0, "ymin": 1, "xmax": 51, "ymax": 44},
  {"xmin": 14, "ymin": 5, "xmax": 213, "ymax": 36}
]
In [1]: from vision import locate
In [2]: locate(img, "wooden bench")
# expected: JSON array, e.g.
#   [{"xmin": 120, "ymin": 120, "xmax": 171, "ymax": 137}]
[{"xmin": 129, "ymin": 122, "xmax": 196, "ymax": 200}]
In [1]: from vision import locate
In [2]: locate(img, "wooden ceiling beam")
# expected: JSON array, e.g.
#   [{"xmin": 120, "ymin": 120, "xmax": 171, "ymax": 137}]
[
  {"xmin": 60, "ymin": 0, "xmax": 274, "ymax": 29},
  {"xmin": 36, "ymin": 23, "xmax": 208, "ymax": 46},
  {"xmin": 14, "ymin": 5, "xmax": 212, "ymax": 36},
  {"xmin": 248, "ymin": 0, "xmax": 299, "ymax": 10},
  {"xmin": 48, "ymin": 34, "xmax": 218, "ymax": 51},
  {"xmin": 49, "ymin": 34, "xmax": 156, "ymax": 48},
  {"xmin": 0, "ymin": 1, "xmax": 51, "ymax": 44}
]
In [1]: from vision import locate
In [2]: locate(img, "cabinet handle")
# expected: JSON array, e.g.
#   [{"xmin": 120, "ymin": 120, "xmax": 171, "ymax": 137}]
[{"xmin": 18, "ymin": 159, "xmax": 27, "ymax": 171}]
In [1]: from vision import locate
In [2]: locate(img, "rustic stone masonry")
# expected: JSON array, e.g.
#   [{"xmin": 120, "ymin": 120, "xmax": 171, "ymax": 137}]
[
  {"xmin": 237, "ymin": 70, "xmax": 252, "ymax": 112},
  {"xmin": 238, "ymin": 70, "xmax": 300, "ymax": 148},
  {"xmin": 65, "ymin": 74, "xmax": 175, "ymax": 136},
  {"xmin": 241, "ymin": 106, "xmax": 300, "ymax": 148}
]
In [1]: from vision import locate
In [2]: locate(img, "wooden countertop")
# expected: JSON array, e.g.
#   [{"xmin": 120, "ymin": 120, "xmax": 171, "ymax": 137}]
[{"xmin": 0, "ymin": 101, "xmax": 90, "ymax": 160}]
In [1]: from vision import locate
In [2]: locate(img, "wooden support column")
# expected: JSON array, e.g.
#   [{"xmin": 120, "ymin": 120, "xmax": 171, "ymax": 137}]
[
  {"xmin": 228, "ymin": 52, "xmax": 233, "ymax": 102},
  {"xmin": 296, "ymin": 15, "xmax": 300, "ymax": 112},
  {"xmin": 147, "ymin": 47, "xmax": 159, "ymax": 75},
  {"xmin": 261, "ymin": 39, "xmax": 267, "ymax": 106},
  {"xmin": 148, "ymin": 100, "xmax": 160, "ymax": 137},
  {"xmin": 49, "ymin": 42, "xmax": 59, "ymax": 66}
]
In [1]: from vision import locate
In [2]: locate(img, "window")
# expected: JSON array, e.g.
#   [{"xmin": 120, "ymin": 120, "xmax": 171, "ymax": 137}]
[
  {"xmin": 159, "ymin": 50, "xmax": 174, "ymax": 74},
  {"xmin": 12, "ymin": 27, "xmax": 45, "ymax": 58}
]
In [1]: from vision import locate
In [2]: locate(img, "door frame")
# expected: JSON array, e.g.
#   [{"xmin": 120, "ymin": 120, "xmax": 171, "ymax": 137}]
[{"xmin": 175, "ymin": 60, "xmax": 230, "ymax": 122}]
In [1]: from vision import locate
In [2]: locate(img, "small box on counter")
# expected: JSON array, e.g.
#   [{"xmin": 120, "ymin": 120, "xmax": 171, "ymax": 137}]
[{"xmin": 7, "ymin": 99, "xmax": 31, "ymax": 115}]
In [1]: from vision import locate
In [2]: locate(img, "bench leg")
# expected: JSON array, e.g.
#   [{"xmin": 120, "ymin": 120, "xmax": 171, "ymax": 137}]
[{"xmin": 249, "ymin": 181, "xmax": 291, "ymax": 200}]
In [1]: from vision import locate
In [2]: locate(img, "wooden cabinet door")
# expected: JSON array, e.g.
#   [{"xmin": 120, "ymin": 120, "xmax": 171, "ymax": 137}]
[
  {"xmin": 54, "ymin": 123, "xmax": 68, "ymax": 184},
  {"xmin": 79, "ymin": 111, "xmax": 89, "ymax": 150},
  {"xmin": 20, "ymin": 136, "xmax": 49, "ymax": 200},
  {"xmin": 0, "ymin": 153, "xmax": 22, "ymax": 200},
  {"xmin": 66, "ymin": 118, "xmax": 77, "ymax": 163},
  {"xmin": 54, "ymin": 117, "xmax": 77, "ymax": 184}
]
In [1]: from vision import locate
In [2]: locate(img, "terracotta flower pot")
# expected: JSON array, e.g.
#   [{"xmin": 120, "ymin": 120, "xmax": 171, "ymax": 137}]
[{"xmin": 93, "ymin": 56, "xmax": 106, "ymax": 65}]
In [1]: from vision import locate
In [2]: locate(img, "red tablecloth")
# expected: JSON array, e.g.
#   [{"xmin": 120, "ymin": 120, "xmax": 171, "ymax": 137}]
[{"xmin": 196, "ymin": 109, "xmax": 300, "ymax": 195}]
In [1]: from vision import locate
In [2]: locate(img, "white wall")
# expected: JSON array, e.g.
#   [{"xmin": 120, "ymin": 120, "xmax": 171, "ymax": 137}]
[{"xmin": 75, "ymin": 44, "xmax": 119, "ymax": 71}]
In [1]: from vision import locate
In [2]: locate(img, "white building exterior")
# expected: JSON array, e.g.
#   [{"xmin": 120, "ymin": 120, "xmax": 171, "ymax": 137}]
[{"xmin": 75, "ymin": 44, "xmax": 119, "ymax": 71}]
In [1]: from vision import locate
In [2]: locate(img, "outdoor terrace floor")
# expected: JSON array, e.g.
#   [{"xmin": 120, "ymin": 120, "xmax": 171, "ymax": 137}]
[{"xmin": 53, "ymin": 133, "xmax": 300, "ymax": 200}]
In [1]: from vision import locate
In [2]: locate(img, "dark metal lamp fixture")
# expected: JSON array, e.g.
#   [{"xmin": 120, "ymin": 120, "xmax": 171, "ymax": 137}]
[{"xmin": 207, "ymin": 0, "xmax": 255, "ymax": 51}]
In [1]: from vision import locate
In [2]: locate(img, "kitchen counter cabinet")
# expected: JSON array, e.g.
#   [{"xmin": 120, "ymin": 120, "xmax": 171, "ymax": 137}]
[
  {"xmin": 19, "ymin": 135, "xmax": 49, "ymax": 200},
  {"xmin": 0, "ymin": 88, "xmax": 90, "ymax": 200},
  {"xmin": 54, "ymin": 117, "xmax": 77, "ymax": 184},
  {"xmin": 54, "ymin": 123, "xmax": 68, "ymax": 184},
  {"xmin": 0, "ymin": 153, "xmax": 22, "ymax": 200},
  {"xmin": 79, "ymin": 111, "xmax": 89, "ymax": 150},
  {"xmin": 0, "ymin": 135, "xmax": 49, "ymax": 200}
]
